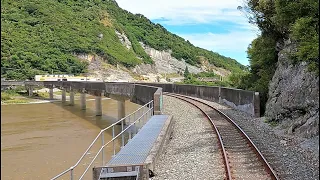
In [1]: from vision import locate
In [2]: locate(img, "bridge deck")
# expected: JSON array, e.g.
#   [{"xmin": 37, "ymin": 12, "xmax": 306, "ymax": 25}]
[{"xmin": 107, "ymin": 115, "xmax": 169, "ymax": 165}]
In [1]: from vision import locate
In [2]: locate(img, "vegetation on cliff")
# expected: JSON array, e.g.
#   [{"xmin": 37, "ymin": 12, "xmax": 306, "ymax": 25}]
[
  {"xmin": 1, "ymin": 0, "xmax": 245, "ymax": 80},
  {"xmin": 231, "ymin": 0, "xmax": 319, "ymax": 114}
]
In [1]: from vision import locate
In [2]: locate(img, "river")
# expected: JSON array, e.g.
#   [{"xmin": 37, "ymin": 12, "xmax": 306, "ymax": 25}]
[{"xmin": 1, "ymin": 96, "xmax": 141, "ymax": 179}]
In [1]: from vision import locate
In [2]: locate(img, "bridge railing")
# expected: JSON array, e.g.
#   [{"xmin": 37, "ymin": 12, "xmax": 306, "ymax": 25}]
[{"xmin": 51, "ymin": 100, "xmax": 154, "ymax": 180}]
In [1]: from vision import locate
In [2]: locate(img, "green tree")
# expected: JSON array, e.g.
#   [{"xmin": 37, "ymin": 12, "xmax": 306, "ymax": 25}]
[
  {"xmin": 184, "ymin": 66, "xmax": 190, "ymax": 79},
  {"xmin": 237, "ymin": 0, "xmax": 319, "ymax": 115}
]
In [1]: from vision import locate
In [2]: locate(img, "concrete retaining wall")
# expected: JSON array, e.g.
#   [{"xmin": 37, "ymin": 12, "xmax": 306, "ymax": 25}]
[
  {"xmin": 220, "ymin": 87, "xmax": 255, "ymax": 116},
  {"xmin": 136, "ymin": 83, "xmax": 260, "ymax": 117}
]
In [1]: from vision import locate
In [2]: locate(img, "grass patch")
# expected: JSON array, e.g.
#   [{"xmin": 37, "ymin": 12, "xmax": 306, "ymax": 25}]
[
  {"xmin": 264, "ymin": 119, "xmax": 279, "ymax": 127},
  {"xmin": 36, "ymin": 92, "xmax": 50, "ymax": 99},
  {"xmin": 3, "ymin": 99, "xmax": 31, "ymax": 104},
  {"xmin": 161, "ymin": 73, "xmax": 181, "ymax": 79},
  {"xmin": 1, "ymin": 92, "xmax": 12, "ymax": 101}
]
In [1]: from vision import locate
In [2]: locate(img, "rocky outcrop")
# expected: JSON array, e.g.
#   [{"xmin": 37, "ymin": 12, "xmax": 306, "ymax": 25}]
[
  {"xmin": 137, "ymin": 42, "xmax": 203, "ymax": 75},
  {"xmin": 73, "ymin": 52, "xmax": 95, "ymax": 62},
  {"xmin": 265, "ymin": 40, "xmax": 319, "ymax": 138},
  {"xmin": 116, "ymin": 31, "xmax": 132, "ymax": 49},
  {"xmin": 115, "ymin": 30, "xmax": 132, "ymax": 49}
]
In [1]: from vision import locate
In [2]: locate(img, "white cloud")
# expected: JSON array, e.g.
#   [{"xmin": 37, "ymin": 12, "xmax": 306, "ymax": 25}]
[
  {"xmin": 115, "ymin": 0, "xmax": 260, "ymax": 64},
  {"xmin": 179, "ymin": 31, "xmax": 259, "ymax": 53},
  {"xmin": 116, "ymin": 0, "xmax": 251, "ymax": 26}
]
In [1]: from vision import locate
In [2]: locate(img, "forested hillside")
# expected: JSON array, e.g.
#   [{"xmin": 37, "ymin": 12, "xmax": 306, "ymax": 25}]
[
  {"xmin": 231, "ymin": 0, "xmax": 319, "ymax": 114},
  {"xmin": 1, "ymin": 0, "xmax": 245, "ymax": 80}
]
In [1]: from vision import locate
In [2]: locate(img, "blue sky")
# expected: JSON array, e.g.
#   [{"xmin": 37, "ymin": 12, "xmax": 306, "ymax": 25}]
[{"xmin": 116, "ymin": 0, "xmax": 260, "ymax": 66}]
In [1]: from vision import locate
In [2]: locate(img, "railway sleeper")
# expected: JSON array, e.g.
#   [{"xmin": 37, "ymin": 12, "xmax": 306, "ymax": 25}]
[
  {"xmin": 227, "ymin": 148, "xmax": 255, "ymax": 153},
  {"xmin": 221, "ymin": 138, "xmax": 247, "ymax": 142},
  {"xmin": 224, "ymin": 144, "xmax": 249, "ymax": 149},
  {"xmin": 222, "ymin": 141, "xmax": 248, "ymax": 146},
  {"xmin": 227, "ymin": 153, "xmax": 257, "ymax": 159},
  {"xmin": 222, "ymin": 134, "xmax": 246, "ymax": 138},
  {"xmin": 230, "ymin": 161, "xmax": 265, "ymax": 168},
  {"xmin": 219, "ymin": 133, "xmax": 246, "ymax": 137},
  {"xmin": 227, "ymin": 157, "xmax": 259, "ymax": 163},
  {"xmin": 233, "ymin": 173, "xmax": 271, "ymax": 180},
  {"xmin": 231, "ymin": 166, "xmax": 268, "ymax": 174}
]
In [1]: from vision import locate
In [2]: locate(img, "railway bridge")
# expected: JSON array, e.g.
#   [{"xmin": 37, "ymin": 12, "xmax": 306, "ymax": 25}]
[{"xmin": 2, "ymin": 81, "xmax": 278, "ymax": 180}]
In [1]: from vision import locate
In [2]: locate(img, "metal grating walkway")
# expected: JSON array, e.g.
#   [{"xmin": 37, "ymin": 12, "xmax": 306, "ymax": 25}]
[{"xmin": 107, "ymin": 115, "xmax": 169, "ymax": 165}]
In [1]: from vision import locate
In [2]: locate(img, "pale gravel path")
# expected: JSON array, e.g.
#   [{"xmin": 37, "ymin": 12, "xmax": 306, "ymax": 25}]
[{"xmin": 152, "ymin": 95, "xmax": 225, "ymax": 180}]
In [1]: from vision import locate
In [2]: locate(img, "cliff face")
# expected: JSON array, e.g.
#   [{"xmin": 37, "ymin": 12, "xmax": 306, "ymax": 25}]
[{"xmin": 265, "ymin": 40, "xmax": 319, "ymax": 138}]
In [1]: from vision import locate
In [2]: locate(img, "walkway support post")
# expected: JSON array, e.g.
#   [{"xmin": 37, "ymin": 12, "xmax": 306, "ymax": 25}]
[
  {"xmin": 95, "ymin": 91, "xmax": 102, "ymax": 116},
  {"xmin": 61, "ymin": 88, "xmax": 66, "ymax": 103},
  {"xmin": 69, "ymin": 88, "xmax": 74, "ymax": 106},
  {"xmin": 80, "ymin": 88, "xmax": 86, "ymax": 110},
  {"xmin": 218, "ymin": 86, "xmax": 222, "ymax": 103}
]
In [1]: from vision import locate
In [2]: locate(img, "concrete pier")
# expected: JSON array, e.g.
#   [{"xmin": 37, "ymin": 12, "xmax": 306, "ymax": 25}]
[
  {"xmin": 61, "ymin": 88, "xmax": 66, "ymax": 103},
  {"xmin": 118, "ymin": 100, "xmax": 125, "ymax": 120},
  {"xmin": 49, "ymin": 88, "xmax": 54, "ymax": 100},
  {"xmin": 80, "ymin": 90, "xmax": 86, "ymax": 110},
  {"xmin": 95, "ymin": 92, "xmax": 102, "ymax": 116},
  {"xmin": 28, "ymin": 86, "xmax": 33, "ymax": 97},
  {"xmin": 69, "ymin": 90, "xmax": 74, "ymax": 106}
]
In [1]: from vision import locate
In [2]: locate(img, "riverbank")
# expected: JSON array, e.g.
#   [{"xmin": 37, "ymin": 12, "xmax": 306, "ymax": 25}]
[
  {"xmin": 1, "ymin": 93, "xmax": 110, "ymax": 105},
  {"xmin": 1, "ymin": 88, "xmax": 81, "ymax": 105}
]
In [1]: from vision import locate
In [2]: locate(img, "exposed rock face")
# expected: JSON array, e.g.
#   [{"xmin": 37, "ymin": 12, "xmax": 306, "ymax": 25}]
[
  {"xmin": 115, "ymin": 30, "xmax": 132, "ymax": 49},
  {"xmin": 137, "ymin": 42, "xmax": 203, "ymax": 75},
  {"xmin": 73, "ymin": 52, "xmax": 95, "ymax": 62},
  {"xmin": 75, "ymin": 32, "xmax": 231, "ymax": 83},
  {"xmin": 265, "ymin": 41, "xmax": 319, "ymax": 138}
]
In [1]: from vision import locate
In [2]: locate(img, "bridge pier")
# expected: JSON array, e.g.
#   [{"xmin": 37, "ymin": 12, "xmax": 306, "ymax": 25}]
[
  {"xmin": 95, "ymin": 91, "xmax": 102, "ymax": 116},
  {"xmin": 118, "ymin": 100, "xmax": 125, "ymax": 120},
  {"xmin": 80, "ymin": 89, "xmax": 86, "ymax": 110},
  {"xmin": 27, "ymin": 86, "xmax": 33, "ymax": 97},
  {"xmin": 69, "ymin": 89, "xmax": 74, "ymax": 106},
  {"xmin": 49, "ymin": 88, "xmax": 54, "ymax": 100},
  {"xmin": 61, "ymin": 88, "xmax": 66, "ymax": 103}
]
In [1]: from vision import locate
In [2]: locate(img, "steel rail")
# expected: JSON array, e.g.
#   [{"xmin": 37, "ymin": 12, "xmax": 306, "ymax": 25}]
[
  {"xmin": 165, "ymin": 93, "xmax": 232, "ymax": 180},
  {"xmin": 167, "ymin": 93, "xmax": 280, "ymax": 180}
]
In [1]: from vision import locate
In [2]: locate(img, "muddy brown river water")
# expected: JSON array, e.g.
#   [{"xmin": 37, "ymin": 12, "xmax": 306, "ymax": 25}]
[{"xmin": 1, "ymin": 96, "xmax": 141, "ymax": 180}]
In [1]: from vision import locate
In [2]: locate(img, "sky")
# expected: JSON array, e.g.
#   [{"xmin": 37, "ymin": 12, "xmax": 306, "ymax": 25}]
[{"xmin": 116, "ymin": 0, "xmax": 261, "ymax": 66}]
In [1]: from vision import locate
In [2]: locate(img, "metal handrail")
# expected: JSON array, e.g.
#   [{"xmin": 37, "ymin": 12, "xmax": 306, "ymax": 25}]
[
  {"xmin": 79, "ymin": 107, "xmax": 153, "ymax": 179},
  {"xmin": 51, "ymin": 100, "xmax": 154, "ymax": 180}
]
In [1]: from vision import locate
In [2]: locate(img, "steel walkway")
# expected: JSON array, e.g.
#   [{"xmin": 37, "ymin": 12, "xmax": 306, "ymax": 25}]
[{"xmin": 98, "ymin": 115, "xmax": 170, "ymax": 179}]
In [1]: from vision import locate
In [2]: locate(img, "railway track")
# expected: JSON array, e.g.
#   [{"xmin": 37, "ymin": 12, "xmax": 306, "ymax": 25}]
[{"xmin": 165, "ymin": 93, "xmax": 279, "ymax": 180}]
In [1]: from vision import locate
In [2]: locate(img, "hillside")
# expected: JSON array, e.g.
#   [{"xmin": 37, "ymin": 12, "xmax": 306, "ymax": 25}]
[{"xmin": 1, "ymin": 0, "xmax": 245, "ymax": 80}]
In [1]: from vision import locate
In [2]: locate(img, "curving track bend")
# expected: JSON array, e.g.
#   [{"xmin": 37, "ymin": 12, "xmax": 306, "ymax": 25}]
[{"xmin": 165, "ymin": 93, "xmax": 279, "ymax": 180}]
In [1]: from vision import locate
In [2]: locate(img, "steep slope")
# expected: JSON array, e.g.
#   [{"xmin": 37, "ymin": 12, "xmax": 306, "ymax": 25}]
[
  {"xmin": 1, "ymin": 0, "xmax": 245, "ymax": 80},
  {"xmin": 265, "ymin": 40, "xmax": 319, "ymax": 138},
  {"xmin": 237, "ymin": 0, "xmax": 319, "ymax": 138}
]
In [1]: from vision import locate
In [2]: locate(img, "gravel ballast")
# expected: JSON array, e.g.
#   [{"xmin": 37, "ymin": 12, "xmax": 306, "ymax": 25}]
[
  {"xmin": 152, "ymin": 96, "xmax": 225, "ymax": 180},
  {"xmin": 186, "ymin": 95, "xmax": 319, "ymax": 180}
]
